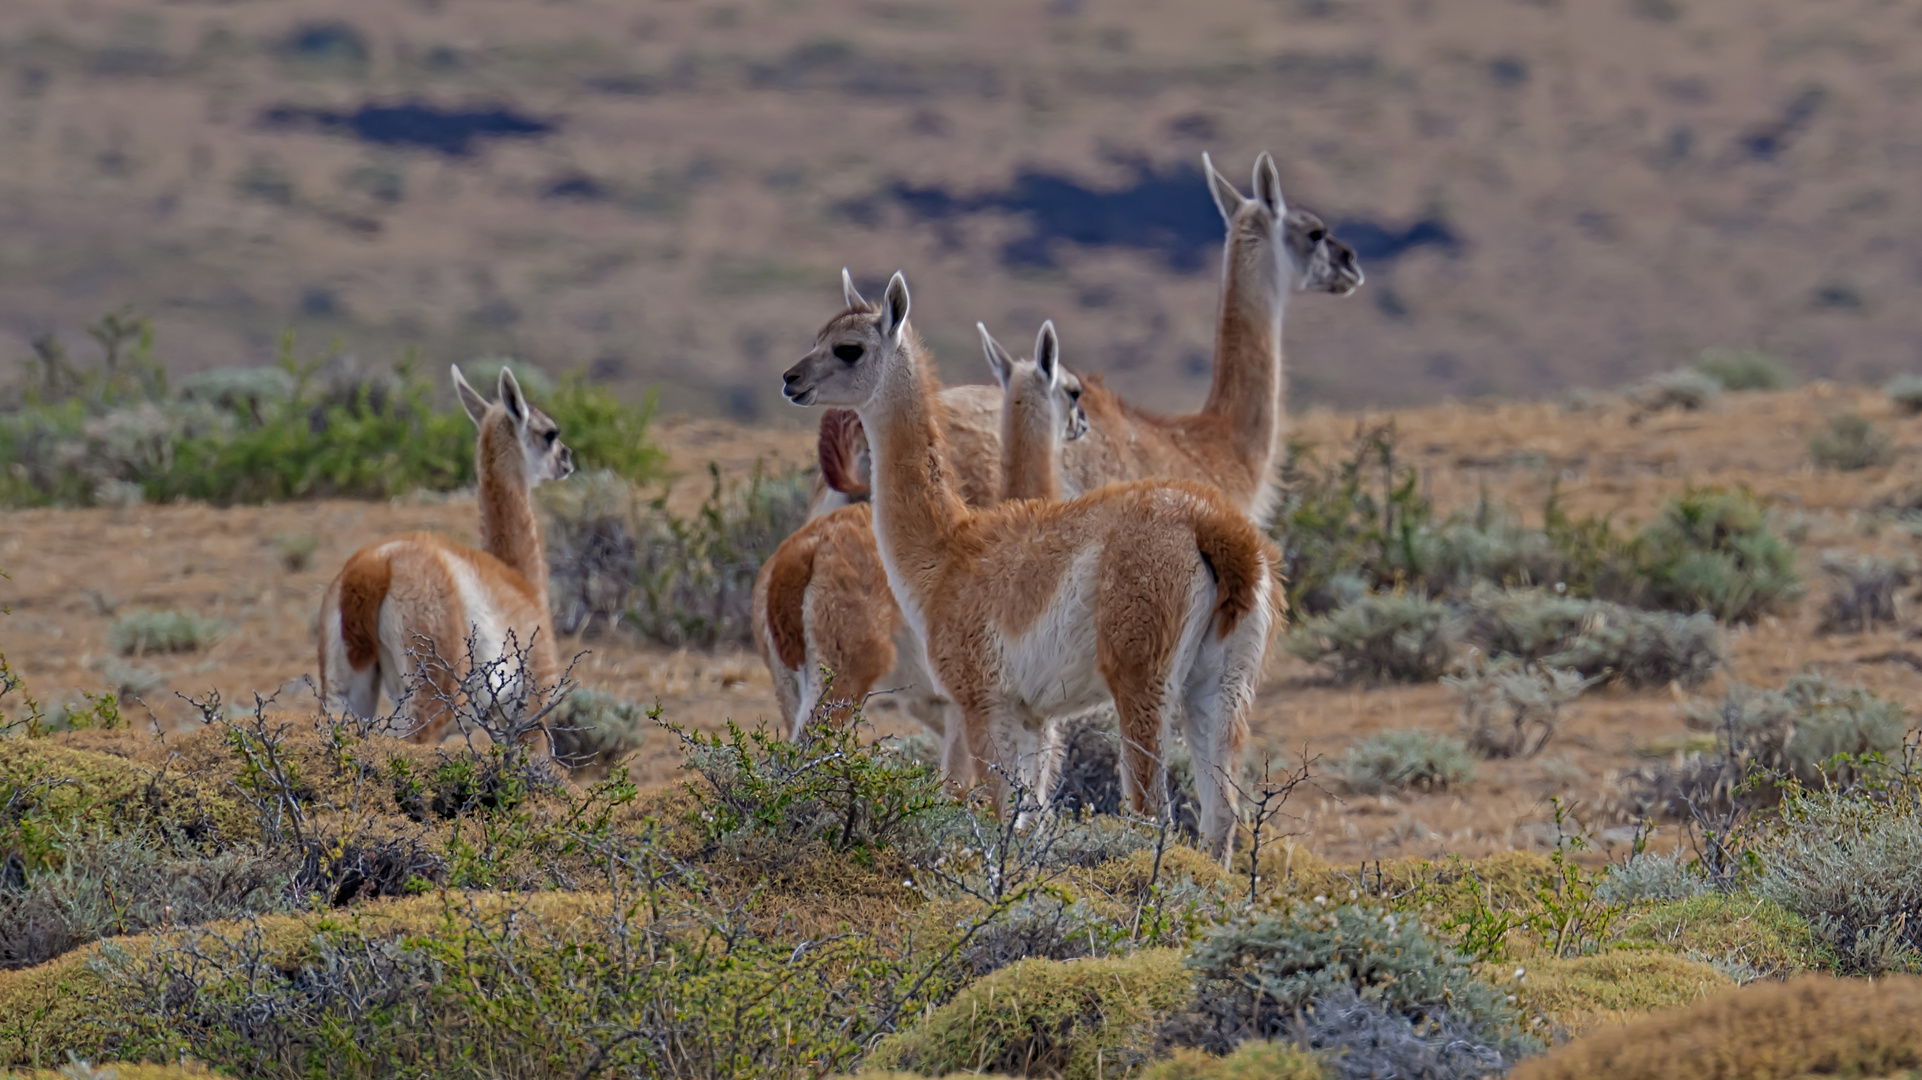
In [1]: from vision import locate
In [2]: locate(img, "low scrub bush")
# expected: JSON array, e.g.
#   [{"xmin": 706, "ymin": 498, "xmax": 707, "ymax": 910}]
[
  {"xmin": 1692, "ymin": 347, "xmax": 1794, "ymax": 392},
  {"xmin": 1814, "ymin": 549, "xmax": 1911, "ymax": 633},
  {"xmin": 1633, "ymin": 488, "xmax": 1803, "ymax": 623},
  {"xmin": 1286, "ymin": 594, "xmax": 1453, "ymax": 683},
  {"xmin": 1161, "ymin": 902, "xmax": 1535, "ymax": 1064},
  {"xmin": 867, "ymin": 950, "xmax": 1194, "ymax": 1080},
  {"xmin": 1756, "ymin": 791, "xmax": 1922, "ymax": 974},
  {"xmin": 1613, "ymin": 893, "xmax": 1828, "ymax": 980},
  {"xmin": 1456, "ymin": 587, "xmax": 1723, "ymax": 689},
  {"xmin": 1594, "ymin": 849, "xmax": 1710, "ymax": 904},
  {"xmin": 271, "ymin": 531, "xmax": 318, "ymax": 573},
  {"xmin": 1886, "ymin": 373, "xmax": 1922, "ymax": 414},
  {"xmin": 1338, "ymin": 730, "xmax": 1477, "ymax": 795},
  {"xmin": 107, "ymin": 609, "xmax": 225, "ymax": 656},
  {"xmin": 1630, "ymin": 368, "xmax": 1721, "ymax": 412},
  {"xmin": 546, "ymin": 687, "xmax": 647, "ymax": 771},
  {"xmin": 1269, "ymin": 425, "xmax": 1435, "ymax": 615},
  {"xmin": 1809, "ymin": 412, "xmax": 1894, "ymax": 471},
  {"xmin": 1509, "ymin": 974, "xmax": 1922, "ymax": 1080},
  {"xmin": 1444, "ymin": 654, "xmax": 1591, "ymax": 758}
]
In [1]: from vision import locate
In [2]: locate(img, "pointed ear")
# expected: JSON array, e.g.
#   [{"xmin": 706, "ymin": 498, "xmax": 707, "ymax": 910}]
[
  {"xmin": 497, "ymin": 366, "xmax": 527, "ymax": 424},
  {"xmin": 841, "ymin": 267, "xmax": 868, "ymax": 310},
  {"xmin": 978, "ymin": 322, "xmax": 1015, "ymax": 391},
  {"xmin": 881, "ymin": 272, "xmax": 910, "ymax": 343},
  {"xmin": 1035, "ymin": 320, "xmax": 1060, "ymax": 389},
  {"xmin": 1204, "ymin": 151, "xmax": 1244, "ymax": 225},
  {"xmin": 452, "ymin": 365, "xmax": 489, "ymax": 426},
  {"xmin": 1252, "ymin": 152, "xmax": 1286, "ymax": 216}
]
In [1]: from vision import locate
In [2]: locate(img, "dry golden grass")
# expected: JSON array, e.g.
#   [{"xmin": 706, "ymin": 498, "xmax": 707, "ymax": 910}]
[{"xmin": 1512, "ymin": 975, "xmax": 1922, "ymax": 1080}]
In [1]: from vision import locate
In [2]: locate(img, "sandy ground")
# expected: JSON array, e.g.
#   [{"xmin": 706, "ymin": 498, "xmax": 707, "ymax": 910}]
[{"xmin": 8, "ymin": 384, "xmax": 1922, "ymax": 863}]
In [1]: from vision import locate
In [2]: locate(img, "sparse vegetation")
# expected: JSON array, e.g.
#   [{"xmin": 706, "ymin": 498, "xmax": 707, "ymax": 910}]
[
  {"xmin": 1444, "ymin": 654, "xmax": 1592, "ymax": 758},
  {"xmin": 1809, "ymin": 412, "xmax": 1894, "ymax": 471},
  {"xmin": 1286, "ymin": 593, "xmax": 1453, "ymax": 684},
  {"xmin": 1338, "ymin": 729, "xmax": 1478, "ymax": 794},
  {"xmin": 1814, "ymin": 549, "xmax": 1910, "ymax": 633},
  {"xmin": 1692, "ymin": 348, "xmax": 1794, "ymax": 392},
  {"xmin": 1885, "ymin": 373, "xmax": 1922, "ymax": 414},
  {"xmin": 1457, "ymin": 587, "xmax": 1723, "ymax": 689},
  {"xmin": 107, "ymin": 609, "xmax": 225, "ymax": 656},
  {"xmin": 1630, "ymin": 368, "xmax": 1721, "ymax": 412},
  {"xmin": 271, "ymin": 530, "xmax": 318, "ymax": 572}
]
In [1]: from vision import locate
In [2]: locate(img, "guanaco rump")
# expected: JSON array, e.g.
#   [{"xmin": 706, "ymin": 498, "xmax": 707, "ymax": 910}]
[
  {"xmin": 782, "ymin": 272, "xmax": 1277, "ymax": 861},
  {"xmin": 752, "ymin": 322, "xmax": 1088, "ymax": 739},
  {"xmin": 318, "ymin": 366, "xmax": 574, "ymax": 755},
  {"xmin": 938, "ymin": 152, "xmax": 1361, "ymax": 523}
]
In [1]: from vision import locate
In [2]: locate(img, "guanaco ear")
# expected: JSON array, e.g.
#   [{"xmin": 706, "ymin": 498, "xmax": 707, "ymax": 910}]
[
  {"xmin": 881, "ymin": 272, "xmax": 910, "ymax": 343},
  {"xmin": 978, "ymin": 322, "xmax": 1016, "ymax": 391},
  {"xmin": 497, "ymin": 366, "xmax": 527, "ymax": 425},
  {"xmin": 1252, "ymin": 152, "xmax": 1286, "ymax": 217},
  {"xmin": 1204, "ymin": 151, "xmax": 1244, "ymax": 225},
  {"xmin": 841, "ymin": 267, "xmax": 868, "ymax": 311},
  {"xmin": 1035, "ymin": 320, "xmax": 1060, "ymax": 390},
  {"xmin": 452, "ymin": 365, "xmax": 489, "ymax": 427}
]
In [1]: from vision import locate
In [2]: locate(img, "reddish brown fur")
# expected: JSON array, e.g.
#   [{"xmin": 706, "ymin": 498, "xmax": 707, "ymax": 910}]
[
  {"xmin": 763, "ymin": 528, "xmax": 818, "ymax": 669},
  {"xmin": 817, "ymin": 409, "xmax": 869, "ymax": 497},
  {"xmin": 751, "ymin": 502, "xmax": 900, "ymax": 730},
  {"xmin": 336, "ymin": 549, "xmax": 392, "ymax": 669}
]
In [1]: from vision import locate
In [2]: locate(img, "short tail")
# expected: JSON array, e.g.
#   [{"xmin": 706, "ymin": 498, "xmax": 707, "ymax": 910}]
[
  {"xmin": 1192, "ymin": 511, "xmax": 1269, "ymax": 639},
  {"xmin": 764, "ymin": 533, "xmax": 819, "ymax": 670},
  {"xmin": 818, "ymin": 409, "xmax": 870, "ymax": 497},
  {"xmin": 336, "ymin": 549, "xmax": 394, "ymax": 669}
]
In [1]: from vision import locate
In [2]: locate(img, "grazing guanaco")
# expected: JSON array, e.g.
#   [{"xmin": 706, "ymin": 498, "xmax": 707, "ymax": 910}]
[
  {"xmin": 318, "ymin": 366, "xmax": 574, "ymax": 755},
  {"xmin": 752, "ymin": 328, "xmax": 1087, "ymax": 738},
  {"xmin": 782, "ymin": 272, "xmax": 1277, "ymax": 862}
]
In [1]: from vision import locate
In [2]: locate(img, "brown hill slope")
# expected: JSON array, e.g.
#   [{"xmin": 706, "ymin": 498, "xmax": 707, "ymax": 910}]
[{"xmin": 0, "ymin": 0, "xmax": 1917, "ymax": 418}]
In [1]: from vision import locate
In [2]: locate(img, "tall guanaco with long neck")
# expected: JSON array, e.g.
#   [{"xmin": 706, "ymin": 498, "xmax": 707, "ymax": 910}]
[
  {"xmin": 938, "ymin": 153, "xmax": 1361, "ymax": 524},
  {"xmin": 751, "ymin": 323, "xmax": 1086, "ymax": 739},
  {"xmin": 782, "ymin": 271, "xmax": 1277, "ymax": 862},
  {"xmin": 318, "ymin": 367, "xmax": 574, "ymax": 754},
  {"xmin": 981, "ymin": 320, "xmax": 1086, "ymax": 503}
]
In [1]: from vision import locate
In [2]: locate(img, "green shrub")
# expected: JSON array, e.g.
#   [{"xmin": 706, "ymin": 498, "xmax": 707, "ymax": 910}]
[
  {"xmin": 271, "ymin": 531, "xmax": 319, "ymax": 573},
  {"xmin": 1286, "ymin": 594, "xmax": 1453, "ymax": 683},
  {"xmin": 541, "ymin": 469, "xmax": 643, "ymax": 636},
  {"xmin": 1269, "ymin": 425, "xmax": 1435, "ymax": 615},
  {"xmin": 1885, "ymin": 373, "xmax": 1922, "ymax": 414},
  {"xmin": 107, "ymin": 610, "xmax": 226, "ymax": 656},
  {"xmin": 1691, "ymin": 674, "xmax": 1907, "ymax": 790},
  {"xmin": 1809, "ymin": 413, "xmax": 1893, "ymax": 471},
  {"xmin": 869, "ymin": 951, "xmax": 1194, "ymax": 1079},
  {"xmin": 1457, "ymin": 587, "xmax": 1722, "ymax": 689},
  {"xmin": 1594, "ymin": 850, "xmax": 1709, "ymax": 904},
  {"xmin": 1338, "ymin": 730, "xmax": 1478, "ymax": 795},
  {"xmin": 1630, "ymin": 368, "xmax": 1721, "ymax": 412},
  {"xmin": 546, "ymin": 687, "xmax": 647, "ymax": 771},
  {"xmin": 1692, "ymin": 348, "xmax": 1793, "ymax": 391},
  {"xmin": 1613, "ymin": 893, "xmax": 1828, "ymax": 979},
  {"xmin": 1634, "ymin": 488, "xmax": 1802, "ymax": 623},
  {"xmin": 1444, "ymin": 654, "xmax": 1591, "ymax": 758},
  {"xmin": 1163, "ymin": 902, "xmax": 1535, "ymax": 1061},
  {"xmin": 1757, "ymin": 791, "xmax": 1922, "ymax": 974},
  {"xmin": 629, "ymin": 463, "xmax": 812, "ymax": 647}
]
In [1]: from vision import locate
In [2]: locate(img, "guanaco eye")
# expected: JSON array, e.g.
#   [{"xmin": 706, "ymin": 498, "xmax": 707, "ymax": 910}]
[
  {"xmin": 543, "ymin": 430, "xmax": 558, "ymax": 445},
  {"xmin": 1068, "ymin": 386, "xmax": 1082, "ymax": 400},
  {"xmin": 1307, "ymin": 228, "xmax": 1327, "ymax": 243},
  {"xmin": 833, "ymin": 343, "xmax": 864, "ymax": 363}
]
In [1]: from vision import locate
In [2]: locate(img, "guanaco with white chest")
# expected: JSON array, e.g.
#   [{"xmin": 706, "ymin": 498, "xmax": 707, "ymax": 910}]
[
  {"xmin": 318, "ymin": 366, "xmax": 574, "ymax": 755},
  {"xmin": 751, "ymin": 320, "xmax": 1087, "ymax": 738},
  {"xmin": 782, "ymin": 271, "xmax": 1277, "ymax": 862}
]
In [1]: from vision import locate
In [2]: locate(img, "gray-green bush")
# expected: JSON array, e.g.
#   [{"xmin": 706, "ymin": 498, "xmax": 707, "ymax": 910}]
[
  {"xmin": 1692, "ymin": 348, "xmax": 1793, "ymax": 392},
  {"xmin": 547, "ymin": 687, "xmax": 647, "ymax": 771},
  {"xmin": 1886, "ymin": 374, "xmax": 1922, "ymax": 414},
  {"xmin": 1630, "ymin": 368, "xmax": 1721, "ymax": 412},
  {"xmin": 1815, "ymin": 550, "xmax": 1911, "ymax": 634},
  {"xmin": 1339, "ymin": 729, "xmax": 1478, "ymax": 794},
  {"xmin": 1443, "ymin": 653, "xmax": 1592, "ymax": 758},
  {"xmin": 1758, "ymin": 792, "xmax": 1922, "ymax": 974},
  {"xmin": 1457, "ymin": 587, "xmax": 1723, "ymax": 689},
  {"xmin": 107, "ymin": 609, "xmax": 226, "ymax": 656},
  {"xmin": 1286, "ymin": 593, "xmax": 1453, "ymax": 683},
  {"xmin": 1809, "ymin": 413, "xmax": 1894, "ymax": 471}
]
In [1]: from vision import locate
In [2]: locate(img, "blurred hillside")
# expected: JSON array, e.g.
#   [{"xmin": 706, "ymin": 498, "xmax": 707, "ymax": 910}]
[{"xmin": 0, "ymin": 0, "xmax": 1917, "ymax": 418}]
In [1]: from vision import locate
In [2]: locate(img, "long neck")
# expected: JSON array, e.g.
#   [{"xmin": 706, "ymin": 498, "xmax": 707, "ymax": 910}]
[
  {"xmin": 476, "ymin": 417, "xmax": 548, "ymax": 604},
  {"xmin": 857, "ymin": 330, "xmax": 967, "ymax": 608},
  {"xmin": 1198, "ymin": 223, "xmax": 1288, "ymax": 472},
  {"xmin": 1000, "ymin": 391, "xmax": 1060, "ymax": 502}
]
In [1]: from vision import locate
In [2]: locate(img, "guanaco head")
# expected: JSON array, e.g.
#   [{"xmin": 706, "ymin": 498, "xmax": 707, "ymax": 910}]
[
  {"xmin": 1204, "ymin": 151, "xmax": 1363, "ymax": 297},
  {"xmin": 782, "ymin": 269, "xmax": 913, "ymax": 410},
  {"xmin": 452, "ymin": 364, "xmax": 575, "ymax": 487},
  {"xmin": 979, "ymin": 319, "xmax": 1087, "ymax": 444}
]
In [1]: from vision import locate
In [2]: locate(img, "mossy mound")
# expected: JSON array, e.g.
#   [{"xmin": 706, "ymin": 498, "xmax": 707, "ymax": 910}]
[
  {"xmin": 1519, "ymin": 950, "xmax": 1733, "ymax": 1035},
  {"xmin": 6, "ymin": 1063, "xmax": 218, "ymax": 1079},
  {"xmin": 867, "ymin": 950, "xmax": 1194, "ymax": 1079},
  {"xmin": 1512, "ymin": 974, "xmax": 1922, "ymax": 1080},
  {"xmin": 1140, "ymin": 1042, "xmax": 1328, "ymax": 1079},
  {"xmin": 1, "ymin": 740, "xmax": 254, "ymax": 849},
  {"xmin": 1615, "ymin": 893, "xmax": 1831, "ymax": 978}
]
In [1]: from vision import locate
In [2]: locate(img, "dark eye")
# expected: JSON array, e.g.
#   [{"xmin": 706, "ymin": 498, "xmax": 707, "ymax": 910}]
[
  {"xmin": 543, "ymin": 430, "xmax": 558, "ymax": 445},
  {"xmin": 833, "ymin": 343, "xmax": 864, "ymax": 363},
  {"xmin": 1069, "ymin": 386, "xmax": 1082, "ymax": 400},
  {"xmin": 1307, "ymin": 228, "xmax": 1327, "ymax": 243}
]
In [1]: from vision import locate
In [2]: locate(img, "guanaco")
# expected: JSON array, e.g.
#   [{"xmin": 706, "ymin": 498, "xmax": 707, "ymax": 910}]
[{"xmin": 318, "ymin": 366, "xmax": 574, "ymax": 755}]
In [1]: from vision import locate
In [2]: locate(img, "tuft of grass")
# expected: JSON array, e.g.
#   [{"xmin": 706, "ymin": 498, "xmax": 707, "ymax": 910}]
[
  {"xmin": 1809, "ymin": 412, "xmax": 1894, "ymax": 471},
  {"xmin": 1338, "ymin": 729, "xmax": 1478, "ymax": 795},
  {"xmin": 1286, "ymin": 593, "xmax": 1453, "ymax": 684},
  {"xmin": 1691, "ymin": 348, "xmax": 1793, "ymax": 391},
  {"xmin": 1508, "ymin": 974, "xmax": 1922, "ymax": 1080},
  {"xmin": 1630, "ymin": 368, "xmax": 1721, "ymax": 412},
  {"xmin": 1516, "ymin": 951, "xmax": 1732, "ymax": 1038},
  {"xmin": 271, "ymin": 531, "xmax": 319, "ymax": 573},
  {"xmin": 1613, "ymin": 892, "xmax": 1830, "ymax": 980},
  {"xmin": 1885, "ymin": 373, "xmax": 1922, "ymax": 414},
  {"xmin": 867, "ymin": 950, "xmax": 1194, "ymax": 1080},
  {"xmin": 107, "ymin": 609, "xmax": 226, "ymax": 656}
]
